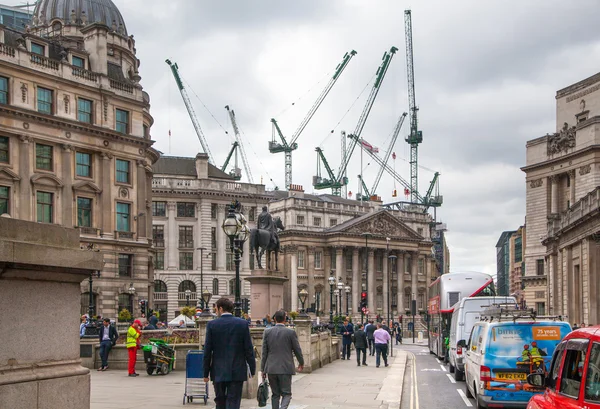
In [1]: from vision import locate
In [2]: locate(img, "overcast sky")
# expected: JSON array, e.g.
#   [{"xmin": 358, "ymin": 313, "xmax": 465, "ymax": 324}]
[{"xmin": 13, "ymin": 0, "xmax": 600, "ymax": 276}]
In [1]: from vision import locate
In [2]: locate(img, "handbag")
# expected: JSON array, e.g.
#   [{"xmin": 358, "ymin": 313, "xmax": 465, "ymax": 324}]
[{"xmin": 257, "ymin": 379, "xmax": 269, "ymax": 407}]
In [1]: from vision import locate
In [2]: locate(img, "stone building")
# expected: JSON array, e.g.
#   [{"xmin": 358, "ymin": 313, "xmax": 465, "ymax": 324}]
[
  {"xmin": 151, "ymin": 154, "xmax": 271, "ymax": 320},
  {"xmin": 508, "ymin": 225, "xmax": 526, "ymax": 307},
  {"xmin": 522, "ymin": 71, "xmax": 600, "ymax": 324},
  {"xmin": 0, "ymin": 0, "xmax": 158, "ymax": 320},
  {"xmin": 270, "ymin": 185, "xmax": 437, "ymax": 321},
  {"xmin": 496, "ymin": 230, "xmax": 515, "ymax": 296}
]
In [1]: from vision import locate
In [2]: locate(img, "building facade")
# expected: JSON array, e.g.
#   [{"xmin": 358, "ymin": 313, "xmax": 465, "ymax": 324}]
[
  {"xmin": 523, "ymin": 71, "xmax": 600, "ymax": 324},
  {"xmin": 508, "ymin": 225, "xmax": 526, "ymax": 307},
  {"xmin": 496, "ymin": 230, "xmax": 515, "ymax": 296},
  {"xmin": 0, "ymin": 0, "xmax": 158, "ymax": 319},
  {"xmin": 151, "ymin": 154, "xmax": 271, "ymax": 320}
]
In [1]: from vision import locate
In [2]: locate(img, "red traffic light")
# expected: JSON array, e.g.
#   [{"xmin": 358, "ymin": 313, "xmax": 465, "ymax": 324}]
[{"xmin": 361, "ymin": 291, "xmax": 367, "ymax": 299}]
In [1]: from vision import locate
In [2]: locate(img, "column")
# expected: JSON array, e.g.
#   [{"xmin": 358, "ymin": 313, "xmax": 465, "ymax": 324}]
[
  {"xmin": 590, "ymin": 237, "xmax": 600, "ymax": 324},
  {"xmin": 17, "ymin": 136, "xmax": 32, "ymax": 220},
  {"xmin": 352, "ymin": 248, "xmax": 359, "ymax": 315},
  {"xmin": 569, "ymin": 170, "xmax": 576, "ymax": 206},
  {"xmin": 166, "ymin": 201, "xmax": 177, "ymax": 270},
  {"xmin": 410, "ymin": 252, "xmax": 418, "ymax": 309},
  {"xmin": 101, "ymin": 152, "xmax": 113, "ymax": 237},
  {"xmin": 368, "ymin": 249, "xmax": 375, "ymax": 313},
  {"xmin": 426, "ymin": 255, "xmax": 432, "ymax": 286},
  {"xmin": 290, "ymin": 247, "xmax": 298, "ymax": 312},
  {"xmin": 383, "ymin": 250, "xmax": 389, "ymax": 320},
  {"xmin": 307, "ymin": 247, "xmax": 315, "ymax": 304},
  {"xmin": 335, "ymin": 247, "xmax": 343, "ymax": 284},
  {"xmin": 136, "ymin": 160, "xmax": 147, "ymax": 239},
  {"xmin": 61, "ymin": 144, "xmax": 73, "ymax": 226},
  {"xmin": 550, "ymin": 175, "xmax": 558, "ymax": 214},
  {"xmin": 397, "ymin": 252, "xmax": 405, "ymax": 314},
  {"xmin": 217, "ymin": 204, "xmax": 225, "ymax": 270},
  {"xmin": 550, "ymin": 251, "xmax": 558, "ymax": 315}
]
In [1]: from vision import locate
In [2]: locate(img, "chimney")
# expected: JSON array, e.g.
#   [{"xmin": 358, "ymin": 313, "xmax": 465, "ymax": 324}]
[
  {"xmin": 289, "ymin": 184, "xmax": 304, "ymax": 198},
  {"xmin": 195, "ymin": 153, "xmax": 209, "ymax": 179}
]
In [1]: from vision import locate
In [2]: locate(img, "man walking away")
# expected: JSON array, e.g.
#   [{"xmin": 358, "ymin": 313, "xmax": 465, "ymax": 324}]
[
  {"xmin": 340, "ymin": 319, "xmax": 354, "ymax": 360},
  {"xmin": 203, "ymin": 298, "xmax": 256, "ymax": 409},
  {"xmin": 261, "ymin": 310, "xmax": 304, "ymax": 409},
  {"xmin": 353, "ymin": 324, "xmax": 368, "ymax": 366},
  {"xmin": 98, "ymin": 318, "xmax": 118, "ymax": 371},
  {"xmin": 374, "ymin": 323, "xmax": 391, "ymax": 368},
  {"xmin": 365, "ymin": 320, "xmax": 376, "ymax": 356}
]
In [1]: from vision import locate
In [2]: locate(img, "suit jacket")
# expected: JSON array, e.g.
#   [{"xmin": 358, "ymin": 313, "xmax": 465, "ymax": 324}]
[
  {"xmin": 365, "ymin": 324, "xmax": 376, "ymax": 340},
  {"xmin": 203, "ymin": 314, "xmax": 256, "ymax": 382},
  {"xmin": 261, "ymin": 324, "xmax": 304, "ymax": 375},
  {"xmin": 98, "ymin": 325, "xmax": 118, "ymax": 345},
  {"xmin": 339, "ymin": 323, "xmax": 354, "ymax": 345},
  {"xmin": 353, "ymin": 329, "xmax": 368, "ymax": 349}
]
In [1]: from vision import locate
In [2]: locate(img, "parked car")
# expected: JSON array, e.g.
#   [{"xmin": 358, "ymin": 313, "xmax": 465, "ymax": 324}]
[
  {"xmin": 525, "ymin": 326, "xmax": 600, "ymax": 409},
  {"xmin": 464, "ymin": 314, "xmax": 571, "ymax": 408},
  {"xmin": 449, "ymin": 296, "xmax": 517, "ymax": 381}
]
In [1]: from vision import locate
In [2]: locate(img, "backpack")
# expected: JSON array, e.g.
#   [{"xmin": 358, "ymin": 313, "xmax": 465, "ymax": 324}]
[{"xmin": 257, "ymin": 379, "xmax": 269, "ymax": 407}]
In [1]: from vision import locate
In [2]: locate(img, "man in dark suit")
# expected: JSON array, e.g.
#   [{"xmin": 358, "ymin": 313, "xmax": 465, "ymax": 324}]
[
  {"xmin": 353, "ymin": 323, "xmax": 368, "ymax": 366},
  {"xmin": 339, "ymin": 318, "xmax": 354, "ymax": 360},
  {"xmin": 203, "ymin": 298, "xmax": 256, "ymax": 409},
  {"xmin": 98, "ymin": 318, "xmax": 118, "ymax": 371},
  {"xmin": 261, "ymin": 310, "xmax": 304, "ymax": 409},
  {"xmin": 365, "ymin": 320, "xmax": 376, "ymax": 355}
]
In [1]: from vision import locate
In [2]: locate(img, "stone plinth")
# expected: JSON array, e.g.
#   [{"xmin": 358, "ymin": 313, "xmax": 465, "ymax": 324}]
[
  {"xmin": 0, "ymin": 218, "xmax": 104, "ymax": 409},
  {"xmin": 245, "ymin": 268, "xmax": 289, "ymax": 320}
]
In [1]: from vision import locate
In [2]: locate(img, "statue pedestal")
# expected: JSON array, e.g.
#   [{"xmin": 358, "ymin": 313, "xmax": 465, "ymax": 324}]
[{"xmin": 245, "ymin": 268, "xmax": 288, "ymax": 320}]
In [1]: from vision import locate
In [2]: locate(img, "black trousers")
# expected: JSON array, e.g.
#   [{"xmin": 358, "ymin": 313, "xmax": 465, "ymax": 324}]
[
  {"xmin": 368, "ymin": 338, "xmax": 375, "ymax": 355},
  {"xmin": 342, "ymin": 343, "xmax": 352, "ymax": 359},
  {"xmin": 375, "ymin": 343, "xmax": 388, "ymax": 367},
  {"xmin": 268, "ymin": 374, "xmax": 292, "ymax": 409},
  {"xmin": 356, "ymin": 347, "xmax": 367, "ymax": 365},
  {"xmin": 213, "ymin": 381, "xmax": 243, "ymax": 409},
  {"xmin": 99, "ymin": 340, "xmax": 112, "ymax": 367}
]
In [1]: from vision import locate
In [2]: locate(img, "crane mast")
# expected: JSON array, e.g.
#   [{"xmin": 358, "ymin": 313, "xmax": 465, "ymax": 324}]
[
  {"xmin": 270, "ymin": 50, "xmax": 357, "ymax": 190},
  {"xmin": 404, "ymin": 10, "xmax": 422, "ymax": 203},
  {"xmin": 165, "ymin": 59, "xmax": 214, "ymax": 164},
  {"xmin": 370, "ymin": 112, "xmax": 407, "ymax": 195},
  {"xmin": 225, "ymin": 105, "xmax": 254, "ymax": 184}
]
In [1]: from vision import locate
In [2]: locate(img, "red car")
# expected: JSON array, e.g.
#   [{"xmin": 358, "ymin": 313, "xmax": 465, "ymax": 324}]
[{"xmin": 526, "ymin": 326, "xmax": 600, "ymax": 409}]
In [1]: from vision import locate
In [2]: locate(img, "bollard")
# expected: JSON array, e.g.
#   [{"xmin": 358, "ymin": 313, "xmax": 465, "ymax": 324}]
[{"xmin": 418, "ymin": 331, "xmax": 423, "ymax": 342}]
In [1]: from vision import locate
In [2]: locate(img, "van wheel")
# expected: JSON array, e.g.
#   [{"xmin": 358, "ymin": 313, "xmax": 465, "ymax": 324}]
[
  {"xmin": 465, "ymin": 382, "xmax": 473, "ymax": 399},
  {"xmin": 455, "ymin": 368, "xmax": 464, "ymax": 381},
  {"xmin": 449, "ymin": 363, "xmax": 455, "ymax": 373}
]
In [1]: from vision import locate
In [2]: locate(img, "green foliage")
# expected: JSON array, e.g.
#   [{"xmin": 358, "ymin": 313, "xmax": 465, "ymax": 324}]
[
  {"xmin": 153, "ymin": 310, "xmax": 160, "ymax": 319},
  {"xmin": 288, "ymin": 311, "xmax": 299, "ymax": 320},
  {"xmin": 118, "ymin": 308, "xmax": 132, "ymax": 322},
  {"xmin": 180, "ymin": 306, "xmax": 196, "ymax": 318}
]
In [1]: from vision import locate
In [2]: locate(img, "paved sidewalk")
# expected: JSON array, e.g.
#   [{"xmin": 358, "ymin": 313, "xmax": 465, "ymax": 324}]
[{"xmin": 91, "ymin": 349, "xmax": 407, "ymax": 409}]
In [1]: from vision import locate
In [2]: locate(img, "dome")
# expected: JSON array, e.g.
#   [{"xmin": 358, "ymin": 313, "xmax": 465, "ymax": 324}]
[{"xmin": 33, "ymin": 0, "xmax": 128, "ymax": 35}]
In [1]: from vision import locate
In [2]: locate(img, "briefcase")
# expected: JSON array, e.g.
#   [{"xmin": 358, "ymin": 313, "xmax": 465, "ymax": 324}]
[{"xmin": 257, "ymin": 379, "xmax": 269, "ymax": 407}]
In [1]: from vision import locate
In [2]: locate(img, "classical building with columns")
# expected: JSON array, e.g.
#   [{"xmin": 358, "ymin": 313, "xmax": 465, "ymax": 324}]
[
  {"xmin": 0, "ymin": 0, "xmax": 158, "ymax": 320},
  {"xmin": 522, "ymin": 71, "xmax": 600, "ymax": 324},
  {"xmin": 151, "ymin": 154, "xmax": 270, "ymax": 320},
  {"xmin": 270, "ymin": 185, "xmax": 437, "ymax": 321}
]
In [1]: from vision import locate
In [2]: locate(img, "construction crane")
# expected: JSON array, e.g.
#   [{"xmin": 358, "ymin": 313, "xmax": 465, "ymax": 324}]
[
  {"xmin": 270, "ymin": 50, "xmax": 357, "ymax": 190},
  {"xmin": 404, "ymin": 10, "xmax": 423, "ymax": 203},
  {"xmin": 313, "ymin": 46, "xmax": 398, "ymax": 195},
  {"xmin": 224, "ymin": 105, "xmax": 254, "ymax": 183},
  {"xmin": 166, "ymin": 59, "xmax": 214, "ymax": 164}
]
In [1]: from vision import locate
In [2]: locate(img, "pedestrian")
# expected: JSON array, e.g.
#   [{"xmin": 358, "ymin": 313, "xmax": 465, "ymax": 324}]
[
  {"xmin": 79, "ymin": 315, "xmax": 88, "ymax": 338},
  {"xmin": 126, "ymin": 319, "xmax": 142, "ymax": 377},
  {"xmin": 353, "ymin": 323, "xmax": 368, "ymax": 366},
  {"xmin": 573, "ymin": 323, "xmax": 579, "ymax": 330},
  {"xmin": 339, "ymin": 319, "xmax": 354, "ymax": 360},
  {"xmin": 374, "ymin": 322, "xmax": 391, "ymax": 368},
  {"xmin": 98, "ymin": 318, "xmax": 118, "ymax": 371},
  {"xmin": 261, "ymin": 310, "xmax": 304, "ymax": 409},
  {"xmin": 203, "ymin": 298, "xmax": 256, "ymax": 409},
  {"xmin": 178, "ymin": 319, "xmax": 186, "ymax": 328},
  {"xmin": 365, "ymin": 320, "xmax": 376, "ymax": 356}
]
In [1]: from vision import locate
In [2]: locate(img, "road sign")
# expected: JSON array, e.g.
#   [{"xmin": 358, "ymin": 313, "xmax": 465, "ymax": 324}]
[{"xmin": 361, "ymin": 307, "xmax": 366, "ymax": 313}]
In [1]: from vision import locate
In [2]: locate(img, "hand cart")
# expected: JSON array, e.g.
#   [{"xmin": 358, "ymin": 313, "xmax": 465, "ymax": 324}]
[
  {"xmin": 183, "ymin": 350, "xmax": 209, "ymax": 404},
  {"xmin": 143, "ymin": 339, "xmax": 175, "ymax": 375}
]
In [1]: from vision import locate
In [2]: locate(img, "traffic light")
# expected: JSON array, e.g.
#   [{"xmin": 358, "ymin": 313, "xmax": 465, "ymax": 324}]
[
  {"xmin": 360, "ymin": 291, "xmax": 368, "ymax": 310},
  {"xmin": 139, "ymin": 300, "xmax": 146, "ymax": 316}
]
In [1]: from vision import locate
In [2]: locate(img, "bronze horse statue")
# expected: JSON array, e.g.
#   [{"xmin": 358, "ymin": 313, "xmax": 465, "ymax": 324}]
[{"xmin": 249, "ymin": 217, "xmax": 284, "ymax": 270}]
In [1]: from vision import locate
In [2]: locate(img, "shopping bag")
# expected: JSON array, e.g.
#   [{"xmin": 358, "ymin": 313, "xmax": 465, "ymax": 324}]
[{"xmin": 257, "ymin": 379, "xmax": 269, "ymax": 407}]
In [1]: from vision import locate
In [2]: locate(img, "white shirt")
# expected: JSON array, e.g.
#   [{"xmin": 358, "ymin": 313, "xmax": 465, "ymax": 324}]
[{"xmin": 102, "ymin": 326, "xmax": 110, "ymax": 341}]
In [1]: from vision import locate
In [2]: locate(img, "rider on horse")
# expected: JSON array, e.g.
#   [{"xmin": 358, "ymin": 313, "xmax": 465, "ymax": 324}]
[{"xmin": 257, "ymin": 206, "xmax": 279, "ymax": 249}]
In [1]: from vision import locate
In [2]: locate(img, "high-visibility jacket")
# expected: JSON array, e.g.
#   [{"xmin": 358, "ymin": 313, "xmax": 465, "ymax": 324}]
[{"xmin": 126, "ymin": 326, "xmax": 139, "ymax": 348}]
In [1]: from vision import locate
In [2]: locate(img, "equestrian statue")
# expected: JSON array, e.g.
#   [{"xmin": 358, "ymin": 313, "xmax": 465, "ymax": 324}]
[{"xmin": 249, "ymin": 206, "xmax": 284, "ymax": 270}]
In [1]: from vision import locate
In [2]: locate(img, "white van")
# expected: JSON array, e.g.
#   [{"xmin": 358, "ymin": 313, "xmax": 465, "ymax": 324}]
[{"xmin": 448, "ymin": 296, "xmax": 516, "ymax": 381}]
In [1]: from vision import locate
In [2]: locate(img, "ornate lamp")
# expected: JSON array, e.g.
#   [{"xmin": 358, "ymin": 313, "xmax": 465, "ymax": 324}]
[
  {"xmin": 185, "ymin": 288, "xmax": 191, "ymax": 306},
  {"xmin": 299, "ymin": 288, "xmax": 309, "ymax": 317},
  {"xmin": 128, "ymin": 283, "xmax": 135, "ymax": 295},
  {"xmin": 328, "ymin": 272, "xmax": 336, "ymax": 326},
  {"xmin": 201, "ymin": 289, "xmax": 212, "ymax": 316}
]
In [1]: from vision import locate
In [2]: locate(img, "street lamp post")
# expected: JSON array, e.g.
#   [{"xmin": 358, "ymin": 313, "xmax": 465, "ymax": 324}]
[
  {"xmin": 334, "ymin": 289, "xmax": 340, "ymax": 316},
  {"xmin": 197, "ymin": 247, "xmax": 207, "ymax": 309},
  {"xmin": 345, "ymin": 285, "xmax": 351, "ymax": 316},
  {"xmin": 185, "ymin": 288, "xmax": 191, "ymax": 307},
  {"xmin": 328, "ymin": 272, "xmax": 335, "ymax": 325},
  {"xmin": 128, "ymin": 283, "xmax": 136, "ymax": 318},
  {"xmin": 336, "ymin": 278, "xmax": 343, "ymax": 318},
  {"xmin": 299, "ymin": 288, "xmax": 309, "ymax": 317},
  {"xmin": 222, "ymin": 201, "xmax": 250, "ymax": 317},
  {"xmin": 200, "ymin": 289, "xmax": 212, "ymax": 316}
]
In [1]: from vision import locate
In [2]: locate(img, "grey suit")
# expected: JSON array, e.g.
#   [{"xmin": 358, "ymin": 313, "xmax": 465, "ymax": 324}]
[{"xmin": 261, "ymin": 324, "xmax": 304, "ymax": 409}]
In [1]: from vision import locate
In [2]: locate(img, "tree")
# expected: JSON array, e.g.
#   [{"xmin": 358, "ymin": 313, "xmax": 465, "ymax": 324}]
[
  {"xmin": 118, "ymin": 308, "xmax": 132, "ymax": 322},
  {"xmin": 180, "ymin": 306, "xmax": 196, "ymax": 318}
]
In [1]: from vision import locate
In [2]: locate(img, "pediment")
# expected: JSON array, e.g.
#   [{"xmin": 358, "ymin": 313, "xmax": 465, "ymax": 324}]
[
  {"xmin": 30, "ymin": 173, "xmax": 64, "ymax": 188},
  {"xmin": 335, "ymin": 211, "xmax": 423, "ymax": 240},
  {"xmin": 72, "ymin": 180, "xmax": 102, "ymax": 194},
  {"xmin": 0, "ymin": 167, "xmax": 20, "ymax": 181}
]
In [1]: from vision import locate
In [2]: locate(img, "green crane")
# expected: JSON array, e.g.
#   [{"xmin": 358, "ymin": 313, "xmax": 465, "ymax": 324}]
[
  {"xmin": 313, "ymin": 46, "xmax": 398, "ymax": 195},
  {"xmin": 220, "ymin": 141, "xmax": 241, "ymax": 180},
  {"xmin": 270, "ymin": 50, "xmax": 357, "ymax": 190},
  {"xmin": 313, "ymin": 146, "xmax": 346, "ymax": 194}
]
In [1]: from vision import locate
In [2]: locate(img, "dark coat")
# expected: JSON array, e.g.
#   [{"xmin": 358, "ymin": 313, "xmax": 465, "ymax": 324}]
[
  {"xmin": 339, "ymin": 322, "xmax": 354, "ymax": 345},
  {"xmin": 353, "ymin": 329, "xmax": 368, "ymax": 349},
  {"xmin": 365, "ymin": 323, "xmax": 376, "ymax": 340},
  {"xmin": 203, "ymin": 314, "xmax": 256, "ymax": 382},
  {"xmin": 98, "ymin": 324, "xmax": 118, "ymax": 346},
  {"xmin": 261, "ymin": 324, "xmax": 304, "ymax": 375}
]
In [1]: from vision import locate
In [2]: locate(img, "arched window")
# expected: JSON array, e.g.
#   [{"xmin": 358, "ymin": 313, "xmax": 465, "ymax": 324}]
[
  {"xmin": 118, "ymin": 293, "xmax": 133, "ymax": 315},
  {"xmin": 404, "ymin": 288, "xmax": 411, "ymax": 310},
  {"xmin": 178, "ymin": 280, "xmax": 196, "ymax": 293},
  {"xmin": 229, "ymin": 279, "xmax": 236, "ymax": 295},
  {"xmin": 154, "ymin": 280, "xmax": 167, "ymax": 293},
  {"xmin": 81, "ymin": 292, "xmax": 97, "ymax": 316},
  {"xmin": 212, "ymin": 278, "xmax": 219, "ymax": 295}
]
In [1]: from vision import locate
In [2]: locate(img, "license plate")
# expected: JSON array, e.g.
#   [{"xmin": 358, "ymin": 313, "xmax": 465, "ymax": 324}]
[{"xmin": 496, "ymin": 372, "xmax": 526, "ymax": 380}]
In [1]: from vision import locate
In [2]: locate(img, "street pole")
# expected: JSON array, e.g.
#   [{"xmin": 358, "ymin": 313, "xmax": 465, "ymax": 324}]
[
  {"xmin": 362, "ymin": 232, "xmax": 370, "ymax": 315},
  {"xmin": 197, "ymin": 247, "xmax": 206, "ymax": 309},
  {"xmin": 231, "ymin": 237, "xmax": 242, "ymax": 317},
  {"xmin": 329, "ymin": 273, "xmax": 334, "ymax": 325},
  {"xmin": 88, "ymin": 273, "xmax": 94, "ymax": 319}
]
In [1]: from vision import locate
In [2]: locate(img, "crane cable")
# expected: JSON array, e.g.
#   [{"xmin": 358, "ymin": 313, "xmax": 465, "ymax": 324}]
[
  {"xmin": 237, "ymin": 124, "xmax": 279, "ymax": 190},
  {"xmin": 273, "ymin": 68, "xmax": 334, "ymax": 119}
]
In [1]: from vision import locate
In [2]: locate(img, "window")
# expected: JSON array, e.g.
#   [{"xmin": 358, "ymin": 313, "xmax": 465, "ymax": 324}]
[
  {"xmin": 548, "ymin": 343, "xmax": 565, "ymax": 390},
  {"xmin": 313, "ymin": 217, "xmax": 321, "ymax": 227},
  {"xmin": 535, "ymin": 291, "xmax": 545, "ymax": 299},
  {"xmin": 211, "ymin": 253, "xmax": 216, "ymax": 270},
  {"xmin": 297, "ymin": 215, "xmax": 305, "ymax": 225},
  {"xmin": 36, "ymin": 191, "xmax": 53, "ymax": 223},
  {"xmin": 179, "ymin": 280, "xmax": 196, "ymax": 293},
  {"xmin": 0, "ymin": 136, "xmax": 8, "ymax": 163},
  {"xmin": 118, "ymin": 254, "xmax": 132, "ymax": 276},
  {"xmin": 212, "ymin": 278, "xmax": 219, "ymax": 295},
  {"xmin": 177, "ymin": 202, "xmax": 195, "ymax": 218},
  {"xmin": 0, "ymin": 186, "xmax": 9, "ymax": 215},
  {"xmin": 211, "ymin": 227, "xmax": 217, "ymax": 249},
  {"xmin": 75, "ymin": 152, "xmax": 91, "ymax": 177},
  {"xmin": 585, "ymin": 342, "xmax": 600, "ymax": 402},
  {"xmin": 418, "ymin": 258, "xmax": 424, "ymax": 274},
  {"xmin": 154, "ymin": 252, "xmax": 164, "ymax": 270},
  {"xmin": 143, "ymin": 124, "xmax": 149, "ymax": 138},
  {"xmin": 37, "ymin": 87, "xmax": 53, "ymax": 114},
  {"xmin": 116, "ymin": 202, "xmax": 130, "ymax": 231},
  {"xmin": 298, "ymin": 250, "xmax": 305, "ymax": 269},
  {"xmin": 0, "ymin": 76, "xmax": 8, "ymax": 104},
  {"xmin": 116, "ymin": 159, "xmax": 130, "ymax": 184},
  {"xmin": 331, "ymin": 253, "xmax": 336, "ymax": 270},
  {"xmin": 346, "ymin": 253, "xmax": 352, "ymax": 271},
  {"xmin": 31, "ymin": 42, "xmax": 45, "ymax": 56},
  {"xmin": 154, "ymin": 280, "xmax": 167, "ymax": 293},
  {"xmin": 77, "ymin": 197, "xmax": 92, "ymax": 227},
  {"xmin": 179, "ymin": 252, "xmax": 193, "ymax": 270},
  {"xmin": 515, "ymin": 236, "xmax": 523, "ymax": 263},
  {"xmin": 80, "ymin": 292, "xmax": 97, "ymax": 316},
  {"xmin": 179, "ymin": 226, "xmax": 194, "ymax": 248},
  {"xmin": 115, "ymin": 109, "xmax": 129, "ymax": 133},
  {"xmin": 118, "ymin": 293, "xmax": 133, "ymax": 314},
  {"xmin": 560, "ymin": 341, "xmax": 589, "ymax": 398},
  {"xmin": 315, "ymin": 251, "xmax": 322, "ymax": 269},
  {"xmin": 211, "ymin": 203, "xmax": 217, "ymax": 219},
  {"xmin": 229, "ymin": 279, "xmax": 236, "ymax": 295},
  {"xmin": 226, "ymin": 252, "xmax": 234, "ymax": 271},
  {"xmin": 330, "ymin": 218, "xmax": 338, "ymax": 227},
  {"xmin": 376, "ymin": 253, "xmax": 383, "ymax": 272},
  {"xmin": 536, "ymin": 259, "xmax": 544, "ymax": 276},
  {"xmin": 536, "ymin": 302, "xmax": 545, "ymax": 316},
  {"xmin": 418, "ymin": 292, "xmax": 425, "ymax": 310},
  {"xmin": 77, "ymin": 98, "xmax": 92, "ymax": 123},
  {"xmin": 72, "ymin": 55, "xmax": 85, "ymax": 68},
  {"xmin": 152, "ymin": 201, "xmax": 166, "ymax": 217},
  {"xmin": 152, "ymin": 225, "xmax": 164, "ymax": 247},
  {"xmin": 35, "ymin": 143, "xmax": 53, "ymax": 170},
  {"xmin": 249, "ymin": 207, "xmax": 256, "ymax": 221}
]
